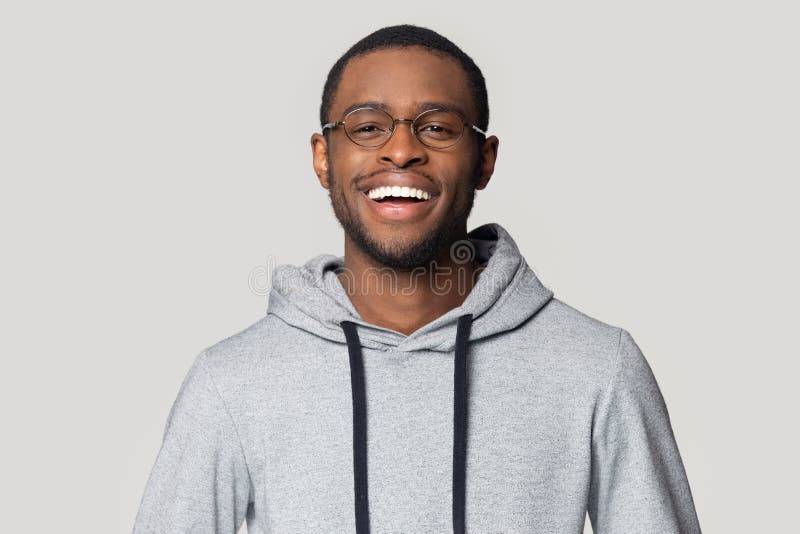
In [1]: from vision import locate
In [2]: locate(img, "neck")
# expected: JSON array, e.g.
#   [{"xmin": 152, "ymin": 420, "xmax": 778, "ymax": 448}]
[{"xmin": 338, "ymin": 235, "xmax": 484, "ymax": 336}]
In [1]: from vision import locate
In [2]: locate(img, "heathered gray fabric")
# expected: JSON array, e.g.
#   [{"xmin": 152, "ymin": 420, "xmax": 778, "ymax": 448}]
[{"xmin": 133, "ymin": 222, "xmax": 702, "ymax": 533}]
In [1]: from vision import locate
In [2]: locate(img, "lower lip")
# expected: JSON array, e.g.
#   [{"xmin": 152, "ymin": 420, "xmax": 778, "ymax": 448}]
[{"xmin": 361, "ymin": 192, "xmax": 438, "ymax": 222}]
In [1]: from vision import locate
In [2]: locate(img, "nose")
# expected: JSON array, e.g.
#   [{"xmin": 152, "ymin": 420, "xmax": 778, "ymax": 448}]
[{"xmin": 377, "ymin": 119, "xmax": 428, "ymax": 168}]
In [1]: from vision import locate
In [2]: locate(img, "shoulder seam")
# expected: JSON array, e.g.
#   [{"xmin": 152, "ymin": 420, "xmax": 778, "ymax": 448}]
[
  {"xmin": 197, "ymin": 350, "xmax": 255, "ymax": 502},
  {"xmin": 603, "ymin": 327, "xmax": 626, "ymax": 396}
]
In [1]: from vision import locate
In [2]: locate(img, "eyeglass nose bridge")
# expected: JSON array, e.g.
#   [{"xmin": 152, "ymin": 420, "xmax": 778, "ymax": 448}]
[{"xmin": 384, "ymin": 118, "xmax": 422, "ymax": 146}]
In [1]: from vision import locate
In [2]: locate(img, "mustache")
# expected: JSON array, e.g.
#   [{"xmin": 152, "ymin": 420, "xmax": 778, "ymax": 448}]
[{"xmin": 355, "ymin": 168, "xmax": 437, "ymax": 187}]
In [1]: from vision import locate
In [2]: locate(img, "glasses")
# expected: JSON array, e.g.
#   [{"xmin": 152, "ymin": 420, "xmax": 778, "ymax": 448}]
[{"xmin": 322, "ymin": 107, "xmax": 487, "ymax": 149}]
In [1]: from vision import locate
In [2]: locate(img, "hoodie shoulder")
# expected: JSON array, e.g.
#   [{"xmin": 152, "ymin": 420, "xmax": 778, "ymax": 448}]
[
  {"xmin": 529, "ymin": 296, "xmax": 626, "ymax": 379},
  {"xmin": 544, "ymin": 297, "xmax": 622, "ymax": 336},
  {"xmin": 200, "ymin": 315, "xmax": 286, "ymax": 390}
]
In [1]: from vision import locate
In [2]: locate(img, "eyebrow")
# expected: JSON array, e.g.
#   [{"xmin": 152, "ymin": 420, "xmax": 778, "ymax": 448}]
[{"xmin": 340, "ymin": 101, "xmax": 471, "ymax": 121}]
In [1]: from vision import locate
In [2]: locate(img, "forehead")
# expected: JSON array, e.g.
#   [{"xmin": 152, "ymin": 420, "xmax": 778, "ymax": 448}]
[{"xmin": 331, "ymin": 46, "xmax": 475, "ymax": 121}]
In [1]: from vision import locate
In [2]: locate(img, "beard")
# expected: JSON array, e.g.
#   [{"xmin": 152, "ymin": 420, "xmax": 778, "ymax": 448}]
[{"xmin": 326, "ymin": 161, "xmax": 480, "ymax": 272}]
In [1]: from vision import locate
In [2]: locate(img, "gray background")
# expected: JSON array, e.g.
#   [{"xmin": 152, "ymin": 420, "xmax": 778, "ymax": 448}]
[{"xmin": 1, "ymin": 1, "xmax": 797, "ymax": 532}]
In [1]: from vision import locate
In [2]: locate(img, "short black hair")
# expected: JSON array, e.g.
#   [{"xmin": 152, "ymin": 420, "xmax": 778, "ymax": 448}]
[{"xmin": 319, "ymin": 24, "xmax": 489, "ymax": 136}]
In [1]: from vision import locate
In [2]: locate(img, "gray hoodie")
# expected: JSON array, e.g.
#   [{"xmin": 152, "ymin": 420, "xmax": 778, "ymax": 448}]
[{"xmin": 133, "ymin": 222, "xmax": 702, "ymax": 533}]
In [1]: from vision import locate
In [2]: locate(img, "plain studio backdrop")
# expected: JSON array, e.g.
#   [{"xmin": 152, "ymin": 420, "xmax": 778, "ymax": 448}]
[{"xmin": 1, "ymin": 1, "xmax": 797, "ymax": 532}]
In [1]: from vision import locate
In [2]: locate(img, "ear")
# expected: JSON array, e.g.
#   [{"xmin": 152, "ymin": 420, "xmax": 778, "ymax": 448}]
[
  {"xmin": 475, "ymin": 135, "xmax": 499, "ymax": 190},
  {"xmin": 310, "ymin": 133, "xmax": 331, "ymax": 189}
]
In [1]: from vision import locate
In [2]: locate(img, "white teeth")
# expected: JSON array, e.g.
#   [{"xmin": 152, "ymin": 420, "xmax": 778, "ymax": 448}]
[{"xmin": 366, "ymin": 186, "xmax": 431, "ymax": 201}]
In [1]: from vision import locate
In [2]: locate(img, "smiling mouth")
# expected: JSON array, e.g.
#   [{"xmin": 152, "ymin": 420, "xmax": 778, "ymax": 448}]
[{"xmin": 360, "ymin": 187, "xmax": 438, "ymax": 222}]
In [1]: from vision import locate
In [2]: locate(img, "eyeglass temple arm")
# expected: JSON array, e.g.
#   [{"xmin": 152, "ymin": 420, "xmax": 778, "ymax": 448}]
[
  {"xmin": 470, "ymin": 124, "xmax": 488, "ymax": 136},
  {"xmin": 322, "ymin": 121, "xmax": 344, "ymax": 132}
]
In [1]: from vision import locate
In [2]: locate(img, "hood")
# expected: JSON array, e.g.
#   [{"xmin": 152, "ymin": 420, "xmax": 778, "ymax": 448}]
[
  {"xmin": 266, "ymin": 222, "xmax": 554, "ymax": 352},
  {"xmin": 266, "ymin": 222, "xmax": 556, "ymax": 533}
]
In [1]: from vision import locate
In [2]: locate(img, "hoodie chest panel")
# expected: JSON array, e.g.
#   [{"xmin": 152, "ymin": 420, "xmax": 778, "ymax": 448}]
[
  {"xmin": 253, "ymin": 339, "xmax": 597, "ymax": 532},
  {"xmin": 259, "ymin": 346, "xmax": 459, "ymax": 530},
  {"xmin": 463, "ymin": 340, "xmax": 598, "ymax": 531},
  {"xmin": 361, "ymin": 348, "xmax": 457, "ymax": 528}
]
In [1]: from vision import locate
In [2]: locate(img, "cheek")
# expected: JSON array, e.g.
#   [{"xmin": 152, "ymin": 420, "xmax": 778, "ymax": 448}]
[
  {"xmin": 330, "ymin": 144, "xmax": 371, "ymax": 174},
  {"xmin": 443, "ymin": 156, "xmax": 480, "ymax": 192}
]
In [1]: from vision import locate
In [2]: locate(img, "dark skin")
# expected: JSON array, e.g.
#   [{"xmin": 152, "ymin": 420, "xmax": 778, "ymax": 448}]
[{"xmin": 311, "ymin": 47, "xmax": 499, "ymax": 335}]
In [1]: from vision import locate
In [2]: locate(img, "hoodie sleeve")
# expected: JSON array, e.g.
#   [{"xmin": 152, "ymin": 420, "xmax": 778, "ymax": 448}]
[
  {"xmin": 132, "ymin": 351, "xmax": 253, "ymax": 534},
  {"xmin": 587, "ymin": 329, "xmax": 702, "ymax": 533}
]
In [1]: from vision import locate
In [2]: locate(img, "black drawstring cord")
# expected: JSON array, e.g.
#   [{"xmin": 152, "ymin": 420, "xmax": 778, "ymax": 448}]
[
  {"xmin": 341, "ymin": 314, "xmax": 474, "ymax": 534},
  {"xmin": 452, "ymin": 314, "xmax": 473, "ymax": 534},
  {"xmin": 341, "ymin": 320, "xmax": 370, "ymax": 534}
]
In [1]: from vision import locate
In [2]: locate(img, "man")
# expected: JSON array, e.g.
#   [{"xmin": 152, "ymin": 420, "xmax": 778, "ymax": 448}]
[{"xmin": 133, "ymin": 24, "xmax": 702, "ymax": 533}]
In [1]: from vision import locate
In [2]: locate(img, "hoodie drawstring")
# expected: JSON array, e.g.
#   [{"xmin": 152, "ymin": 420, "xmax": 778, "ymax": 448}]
[
  {"xmin": 340, "ymin": 314, "xmax": 474, "ymax": 534},
  {"xmin": 341, "ymin": 320, "xmax": 370, "ymax": 534},
  {"xmin": 452, "ymin": 314, "xmax": 473, "ymax": 534}
]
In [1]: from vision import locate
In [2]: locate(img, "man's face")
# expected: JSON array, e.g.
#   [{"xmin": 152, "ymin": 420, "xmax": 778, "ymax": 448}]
[{"xmin": 311, "ymin": 46, "xmax": 498, "ymax": 271}]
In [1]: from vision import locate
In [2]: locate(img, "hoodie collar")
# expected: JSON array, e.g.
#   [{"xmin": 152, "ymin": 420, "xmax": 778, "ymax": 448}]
[{"xmin": 267, "ymin": 223, "xmax": 554, "ymax": 352}]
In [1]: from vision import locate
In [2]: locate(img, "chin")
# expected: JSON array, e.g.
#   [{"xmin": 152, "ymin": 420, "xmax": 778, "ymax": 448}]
[{"xmin": 360, "ymin": 228, "xmax": 451, "ymax": 271}]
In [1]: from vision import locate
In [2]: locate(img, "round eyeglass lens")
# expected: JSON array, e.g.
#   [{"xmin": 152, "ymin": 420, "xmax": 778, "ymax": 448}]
[
  {"xmin": 413, "ymin": 109, "xmax": 464, "ymax": 148},
  {"xmin": 344, "ymin": 108, "xmax": 394, "ymax": 147}
]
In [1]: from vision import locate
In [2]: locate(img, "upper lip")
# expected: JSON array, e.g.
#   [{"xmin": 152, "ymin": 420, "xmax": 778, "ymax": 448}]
[{"xmin": 358, "ymin": 172, "xmax": 440, "ymax": 198}]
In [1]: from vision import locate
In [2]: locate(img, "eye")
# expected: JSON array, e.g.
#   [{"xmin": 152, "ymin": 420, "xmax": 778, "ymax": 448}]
[
  {"xmin": 417, "ymin": 122, "xmax": 458, "ymax": 139},
  {"xmin": 348, "ymin": 122, "xmax": 389, "ymax": 137}
]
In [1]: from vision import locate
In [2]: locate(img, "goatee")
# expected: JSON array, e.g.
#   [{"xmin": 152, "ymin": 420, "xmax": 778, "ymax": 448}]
[{"xmin": 327, "ymin": 168, "xmax": 478, "ymax": 272}]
